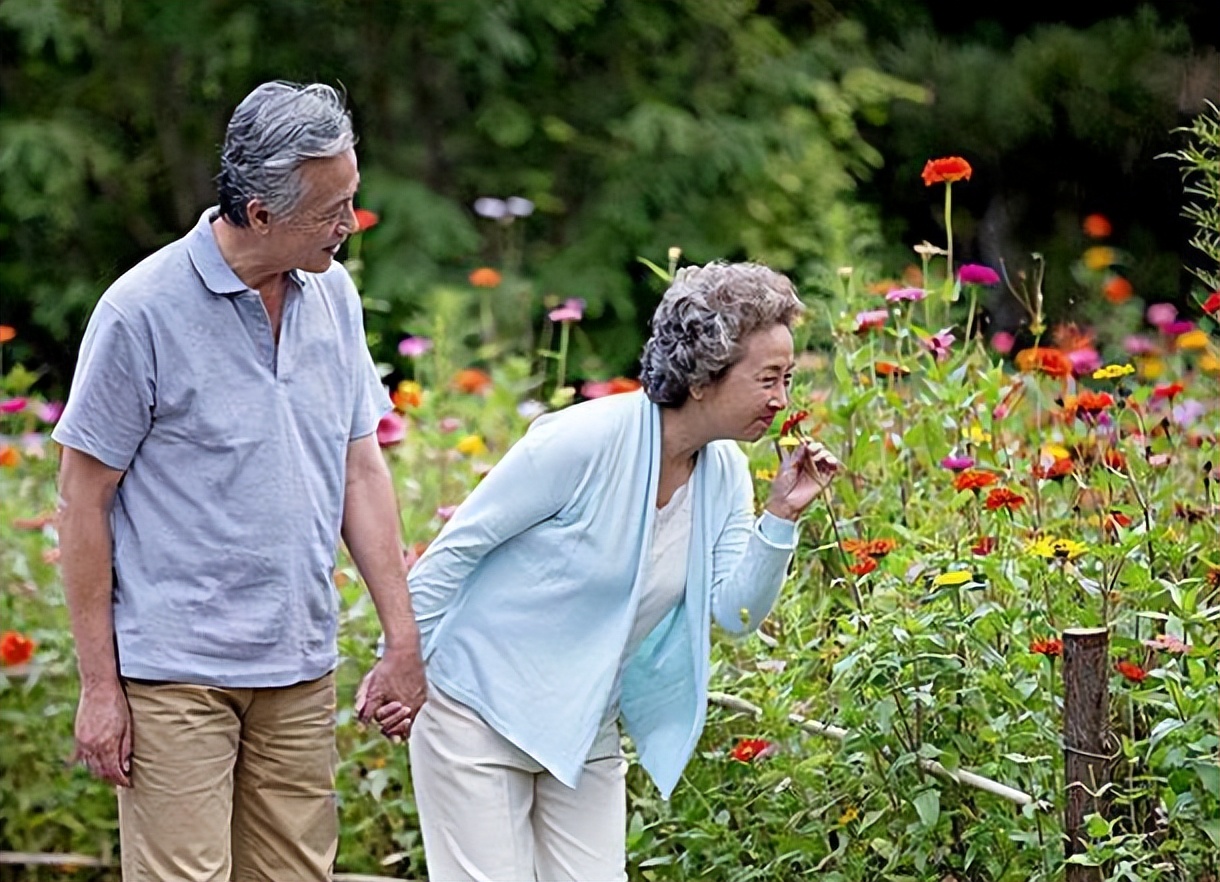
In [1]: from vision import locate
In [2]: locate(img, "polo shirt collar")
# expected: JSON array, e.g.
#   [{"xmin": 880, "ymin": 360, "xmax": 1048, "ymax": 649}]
[{"xmin": 187, "ymin": 207, "xmax": 305, "ymax": 295}]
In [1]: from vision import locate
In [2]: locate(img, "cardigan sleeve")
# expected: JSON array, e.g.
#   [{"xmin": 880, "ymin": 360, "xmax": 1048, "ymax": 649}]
[
  {"xmin": 707, "ymin": 450, "xmax": 798, "ymax": 635},
  {"xmin": 406, "ymin": 412, "xmax": 596, "ymax": 651}
]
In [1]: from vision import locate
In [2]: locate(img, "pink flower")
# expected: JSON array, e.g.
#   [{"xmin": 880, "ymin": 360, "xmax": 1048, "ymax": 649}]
[
  {"xmin": 885, "ymin": 287, "xmax": 926, "ymax": 303},
  {"xmin": 435, "ymin": 505, "xmax": 457, "ymax": 522},
  {"xmin": 548, "ymin": 299, "xmax": 586, "ymax": 323},
  {"xmin": 1162, "ymin": 320, "xmax": 1195, "ymax": 337},
  {"xmin": 1143, "ymin": 633, "xmax": 1190, "ymax": 655},
  {"xmin": 1146, "ymin": 303, "xmax": 1177, "ymax": 329},
  {"xmin": 438, "ymin": 417, "xmax": 462, "ymax": 434},
  {"xmin": 1122, "ymin": 334, "xmax": 1158, "ymax": 356},
  {"xmin": 990, "ymin": 332, "xmax": 1015, "ymax": 355},
  {"xmin": 958, "ymin": 264, "xmax": 1000, "ymax": 286},
  {"xmin": 941, "ymin": 455, "xmax": 975, "ymax": 471},
  {"xmin": 854, "ymin": 309, "xmax": 888, "ymax": 333},
  {"xmin": 376, "ymin": 412, "xmax": 407, "ymax": 447},
  {"xmin": 1067, "ymin": 348, "xmax": 1102, "ymax": 376},
  {"xmin": 921, "ymin": 328, "xmax": 956, "ymax": 361},
  {"xmin": 36, "ymin": 401, "xmax": 64, "ymax": 423},
  {"xmin": 398, "ymin": 336, "xmax": 433, "ymax": 358},
  {"xmin": 0, "ymin": 398, "xmax": 27, "ymax": 414}
]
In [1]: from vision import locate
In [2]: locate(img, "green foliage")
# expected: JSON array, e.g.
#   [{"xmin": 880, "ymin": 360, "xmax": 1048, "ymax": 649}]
[{"xmin": 1163, "ymin": 100, "xmax": 1220, "ymax": 290}]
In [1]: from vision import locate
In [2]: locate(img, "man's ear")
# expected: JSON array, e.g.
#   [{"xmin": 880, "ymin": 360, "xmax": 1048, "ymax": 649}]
[
  {"xmin": 689, "ymin": 385, "xmax": 705, "ymax": 402},
  {"xmin": 247, "ymin": 199, "xmax": 271, "ymax": 233}
]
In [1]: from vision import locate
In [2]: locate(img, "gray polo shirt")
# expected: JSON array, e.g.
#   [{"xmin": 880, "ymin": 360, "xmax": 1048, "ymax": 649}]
[{"xmin": 53, "ymin": 209, "xmax": 392, "ymax": 688}]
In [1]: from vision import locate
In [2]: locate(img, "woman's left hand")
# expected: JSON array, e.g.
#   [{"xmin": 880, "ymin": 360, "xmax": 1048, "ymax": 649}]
[{"xmin": 763, "ymin": 440, "xmax": 842, "ymax": 521}]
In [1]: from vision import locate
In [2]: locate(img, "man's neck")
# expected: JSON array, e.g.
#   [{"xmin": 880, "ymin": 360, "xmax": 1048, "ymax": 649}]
[{"xmin": 211, "ymin": 217, "xmax": 289, "ymax": 299}]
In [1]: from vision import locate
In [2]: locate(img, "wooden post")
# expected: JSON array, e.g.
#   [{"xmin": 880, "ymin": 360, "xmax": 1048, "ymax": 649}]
[{"xmin": 1063, "ymin": 627, "xmax": 1109, "ymax": 882}]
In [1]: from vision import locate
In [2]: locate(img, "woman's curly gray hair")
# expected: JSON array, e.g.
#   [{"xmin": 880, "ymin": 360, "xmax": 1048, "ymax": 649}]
[
  {"xmin": 639, "ymin": 262, "xmax": 804, "ymax": 407},
  {"xmin": 216, "ymin": 81, "xmax": 356, "ymax": 227}
]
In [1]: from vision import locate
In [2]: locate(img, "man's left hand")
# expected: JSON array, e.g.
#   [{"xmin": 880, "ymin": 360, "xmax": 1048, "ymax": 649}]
[{"xmin": 355, "ymin": 646, "xmax": 427, "ymax": 742}]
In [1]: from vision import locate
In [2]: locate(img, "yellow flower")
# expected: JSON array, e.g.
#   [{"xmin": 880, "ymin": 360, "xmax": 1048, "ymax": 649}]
[
  {"xmin": 755, "ymin": 468, "xmax": 777, "ymax": 481},
  {"xmin": 778, "ymin": 436, "xmax": 801, "ymax": 449},
  {"xmin": 963, "ymin": 425, "xmax": 992, "ymax": 444},
  {"xmin": 1091, "ymin": 363, "xmax": 1135, "ymax": 380},
  {"xmin": 1137, "ymin": 356, "xmax": 1165, "ymax": 380},
  {"xmin": 1200, "ymin": 352, "xmax": 1220, "ymax": 374},
  {"xmin": 838, "ymin": 806, "xmax": 860, "ymax": 825},
  {"xmin": 1041, "ymin": 443, "xmax": 1071, "ymax": 461},
  {"xmin": 1176, "ymin": 329, "xmax": 1209, "ymax": 351},
  {"xmin": 1083, "ymin": 246, "xmax": 1116, "ymax": 270},
  {"xmin": 1028, "ymin": 536, "xmax": 1087, "ymax": 561},
  {"xmin": 455, "ymin": 434, "xmax": 488, "ymax": 456},
  {"xmin": 932, "ymin": 570, "xmax": 973, "ymax": 587}
]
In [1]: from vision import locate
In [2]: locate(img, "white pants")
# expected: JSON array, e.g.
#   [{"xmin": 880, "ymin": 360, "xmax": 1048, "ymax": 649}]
[{"xmin": 408, "ymin": 687, "xmax": 628, "ymax": 882}]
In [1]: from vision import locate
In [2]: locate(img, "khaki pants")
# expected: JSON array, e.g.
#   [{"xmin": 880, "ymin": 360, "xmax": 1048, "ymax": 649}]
[
  {"xmin": 409, "ymin": 688, "xmax": 627, "ymax": 882},
  {"xmin": 118, "ymin": 672, "xmax": 338, "ymax": 882}
]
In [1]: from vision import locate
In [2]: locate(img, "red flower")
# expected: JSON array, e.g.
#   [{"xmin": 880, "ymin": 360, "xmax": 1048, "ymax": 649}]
[
  {"xmin": 1152, "ymin": 382, "xmax": 1184, "ymax": 401},
  {"xmin": 1082, "ymin": 214, "xmax": 1112, "ymax": 239},
  {"xmin": 780, "ymin": 410, "xmax": 808, "ymax": 437},
  {"xmin": 1102, "ymin": 277, "xmax": 1133, "ymax": 304},
  {"xmin": 984, "ymin": 487, "xmax": 1026, "ymax": 511},
  {"xmin": 1074, "ymin": 391, "xmax": 1114, "ymax": 417},
  {"xmin": 1203, "ymin": 292, "xmax": 1220, "ymax": 316},
  {"xmin": 1032, "ymin": 457, "xmax": 1073, "ymax": 481},
  {"xmin": 1102, "ymin": 449, "xmax": 1126, "ymax": 471},
  {"xmin": 1103, "ymin": 511, "xmax": 1132, "ymax": 532},
  {"xmin": 0, "ymin": 631, "xmax": 35, "ymax": 666},
  {"xmin": 847, "ymin": 556, "xmax": 878, "ymax": 576},
  {"xmin": 353, "ymin": 208, "xmax": 379, "ymax": 232},
  {"xmin": 954, "ymin": 469, "xmax": 998, "ymax": 493},
  {"xmin": 921, "ymin": 156, "xmax": 973, "ymax": 186},
  {"xmin": 1030, "ymin": 638, "xmax": 1063, "ymax": 657},
  {"xmin": 971, "ymin": 536, "xmax": 996, "ymax": 556},
  {"xmin": 468, "ymin": 267, "xmax": 503, "ymax": 288},
  {"xmin": 1015, "ymin": 347, "xmax": 1073, "ymax": 379},
  {"xmin": 1114, "ymin": 661, "xmax": 1147, "ymax": 683},
  {"xmin": 729, "ymin": 738, "xmax": 775, "ymax": 763}
]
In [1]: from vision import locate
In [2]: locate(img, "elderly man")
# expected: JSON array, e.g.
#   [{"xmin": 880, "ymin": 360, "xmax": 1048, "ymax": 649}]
[{"xmin": 52, "ymin": 81, "xmax": 425, "ymax": 881}]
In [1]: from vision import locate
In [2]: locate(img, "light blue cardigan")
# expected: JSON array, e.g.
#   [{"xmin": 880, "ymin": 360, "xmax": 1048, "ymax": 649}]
[{"xmin": 407, "ymin": 390, "xmax": 796, "ymax": 798}]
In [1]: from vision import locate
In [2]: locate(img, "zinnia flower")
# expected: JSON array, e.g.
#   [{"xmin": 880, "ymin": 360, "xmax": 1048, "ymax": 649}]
[
  {"xmin": 884, "ymin": 287, "xmax": 926, "ymax": 303},
  {"xmin": 1102, "ymin": 277, "xmax": 1133, "ymax": 304},
  {"xmin": 1175, "ymin": 329, "xmax": 1209, "ymax": 351},
  {"xmin": 854, "ymin": 309, "xmax": 888, "ymax": 333},
  {"xmin": 1015, "ymin": 347, "xmax": 1073, "ymax": 379},
  {"xmin": 1030, "ymin": 638, "xmax": 1063, "ymax": 657},
  {"xmin": 1082, "ymin": 214, "xmax": 1112, "ymax": 239},
  {"xmin": 1152, "ymin": 382, "xmax": 1185, "ymax": 401},
  {"xmin": 932, "ymin": 570, "xmax": 973, "ymax": 587},
  {"xmin": 392, "ymin": 380, "xmax": 423, "ymax": 411},
  {"xmin": 398, "ymin": 336, "xmax": 433, "ymax": 358},
  {"xmin": 941, "ymin": 455, "xmax": 975, "ymax": 471},
  {"xmin": 779, "ymin": 410, "xmax": 808, "ymax": 437},
  {"xmin": 376, "ymin": 412, "xmax": 407, "ymax": 447},
  {"xmin": 971, "ymin": 536, "xmax": 996, "ymax": 556},
  {"xmin": 1028, "ymin": 536, "xmax": 1087, "ymax": 561},
  {"xmin": 548, "ymin": 298, "xmax": 585, "ymax": 323},
  {"xmin": 847, "ymin": 557, "xmax": 878, "ymax": 576},
  {"xmin": 875, "ymin": 361, "xmax": 910, "ymax": 377},
  {"xmin": 468, "ymin": 267, "xmax": 503, "ymax": 288},
  {"xmin": 353, "ymin": 208, "xmax": 379, "ymax": 232},
  {"xmin": 1092, "ymin": 363, "xmax": 1135, "ymax": 380},
  {"xmin": 729, "ymin": 738, "xmax": 776, "ymax": 762},
  {"xmin": 958, "ymin": 264, "xmax": 1000, "ymax": 286},
  {"xmin": 984, "ymin": 487, "xmax": 1025, "ymax": 511},
  {"xmin": 1203, "ymin": 292, "xmax": 1220, "ymax": 315},
  {"xmin": 990, "ymin": 331, "xmax": 1015, "ymax": 355},
  {"xmin": 1083, "ymin": 247, "xmax": 1116, "ymax": 271},
  {"xmin": 1114, "ymin": 661, "xmax": 1147, "ymax": 683},
  {"xmin": 841, "ymin": 538, "xmax": 898, "ymax": 559},
  {"xmin": 452, "ymin": 368, "xmax": 494, "ymax": 395},
  {"xmin": 922, "ymin": 156, "xmax": 973, "ymax": 186},
  {"xmin": 954, "ymin": 469, "xmax": 998, "ymax": 492},
  {"xmin": 0, "ymin": 398, "xmax": 27, "ymax": 414},
  {"xmin": 0, "ymin": 631, "xmax": 36, "ymax": 666},
  {"xmin": 1143, "ymin": 634, "xmax": 1190, "ymax": 655},
  {"xmin": 1103, "ymin": 511, "xmax": 1132, "ymax": 532},
  {"xmin": 0, "ymin": 326, "xmax": 15, "ymax": 343},
  {"xmin": 921, "ymin": 328, "xmax": 956, "ymax": 362},
  {"xmin": 582, "ymin": 377, "xmax": 641, "ymax": 399},
  {"xmin": 455, "ymin": 434, "xmax": 488, "ymax": 457},
  {"xmin": 1146, "ymin": 303, "xmax": 1177, "ymax": 328}
]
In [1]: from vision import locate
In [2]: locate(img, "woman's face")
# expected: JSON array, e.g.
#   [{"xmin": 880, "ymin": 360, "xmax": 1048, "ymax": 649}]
[{"xmin": 695, "ymin": 323, "xmax": 794, "ymax": 441}]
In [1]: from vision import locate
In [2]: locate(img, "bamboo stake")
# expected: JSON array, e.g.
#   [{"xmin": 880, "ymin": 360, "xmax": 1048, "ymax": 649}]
[
  {"xmin": 709, "ymin": 691, "xmax": 1041, "ymax": 808},
  {"xmin": 1063, "ymin": 627, "xmax": 1109, "ymax": 882}
]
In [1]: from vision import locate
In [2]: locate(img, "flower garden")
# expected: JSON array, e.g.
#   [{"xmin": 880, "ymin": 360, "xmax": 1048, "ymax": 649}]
[{"xmin": 2, "ymin": 152, "xmax": 1219, "ymax": 881}]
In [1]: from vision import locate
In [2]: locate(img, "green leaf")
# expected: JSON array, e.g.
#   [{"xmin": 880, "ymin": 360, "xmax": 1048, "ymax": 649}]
[{"xmin": 912, "ymin": 789, "xmax": 940, "ymax": 828}]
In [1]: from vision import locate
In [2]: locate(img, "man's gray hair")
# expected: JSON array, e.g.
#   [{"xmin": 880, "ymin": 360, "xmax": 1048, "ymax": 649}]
[
  {"xmin": 216, "ymin": 81, "xmax": 356, "ymax": 226},
  {"xmin": 639, "ymin": 262, "xmax": 804, "ymax": 408}
]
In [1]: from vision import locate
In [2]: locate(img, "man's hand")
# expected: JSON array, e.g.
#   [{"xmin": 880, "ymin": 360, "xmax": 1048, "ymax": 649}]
[
  {"xmin": 355, "ymin": 646, "xmax": 427, "ymax": 742},
  {"xmin": 72, "ymin": 682, "xmax": 133, "ymax": 787}
]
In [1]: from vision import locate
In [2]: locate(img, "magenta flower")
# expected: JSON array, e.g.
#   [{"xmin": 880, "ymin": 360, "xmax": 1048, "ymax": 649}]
[
  {"xmin": 548, "ymin": 298, "xmax": 586, "ymax": 323},
  {"xmin": 921, "ymin": 328, "xmax": 956, "ymax": 361},
  {"xmin": 435, "ymin": 505, "xmax": 457, "ymax": 522},
  {"xmin": 958, "ymin": 264, "xmax": 1000, "ymax": 286},
  {"xmin": 854, "ymin": 309, "xmax": 888, "ymax": 333},
  {"xmin": 941, "ymin": 455, "xmax": 975, "ymax": 471},
  {"xmin": 1068, "ymin": 348, "xmax": 1101, "ymax": 376},
  {"xmin": 398, "ymin": 336, "xmax": 433, "ymax": 358},
  {"xmin": 36, "ymin": 401, "xmax": 64, "ymax": 423},
  {"xmin": 376, "ymin": 412, "xmax": 407, "ymax": 447},
  {"xmin": 1162, "ymin": 320, "xmax": 1195, "ymax": 337},
  {"xmin": 1123, "ymin": 334, "xmax": 1158, "ymax": 356},
  {"xmin": 0, "ymin": 397, "xmax": 28, "ymax": 414},
  {"xmin": 990, "ymin": 331, "xmax": 1015, "ymax": 355},
  {"xmin": 885, "ymin": 287, "xmax": 926, "ymax": 303},
  {"xmin": 1146, "ymin": 302, "xmax": 1177, "ymax": 328},
  {"xmin": 1143, "ymin": 633, "xmax": 1190, "ymax": 655}
]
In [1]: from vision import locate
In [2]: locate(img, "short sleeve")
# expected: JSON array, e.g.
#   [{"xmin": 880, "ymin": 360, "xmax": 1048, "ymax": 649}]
[
  {"xmin": 52, "ymin": 302, "xmax": 156, "ymax": 471},
  {"xmin": 343, "ymin": 285, "xmax": 392, "ymax": 441}
]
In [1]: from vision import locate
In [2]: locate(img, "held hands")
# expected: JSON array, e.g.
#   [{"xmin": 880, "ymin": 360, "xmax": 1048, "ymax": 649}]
[
  {"xmin": 355, "ymin": 644, "xmax": 428, "ymax": 743},
  {"xmin": 763, "ymin": 440, "xmax": 842, "ymax": 522},
  {"xmin": 73, "ymin": 683, "xmax": 133, "ymax": 787}
]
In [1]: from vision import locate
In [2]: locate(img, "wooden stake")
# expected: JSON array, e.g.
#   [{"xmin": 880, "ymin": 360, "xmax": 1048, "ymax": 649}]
[{"xmin": 1063, "ymin": 627, "xmax": 1109, "ymax": 882}]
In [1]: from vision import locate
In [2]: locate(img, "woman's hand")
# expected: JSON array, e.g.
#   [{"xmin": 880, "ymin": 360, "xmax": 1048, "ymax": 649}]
[{"xmin": 763, "ymin": 440, "xmax": 842, "ymax": 521}]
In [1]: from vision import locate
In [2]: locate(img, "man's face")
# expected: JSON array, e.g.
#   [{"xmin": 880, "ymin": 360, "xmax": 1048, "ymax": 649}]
[{"xmin": 266, "ymin": 149, "xmax": 360, "ymax": 274}]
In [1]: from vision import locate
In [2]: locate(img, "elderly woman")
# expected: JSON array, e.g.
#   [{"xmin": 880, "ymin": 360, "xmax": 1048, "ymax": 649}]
[{"xmin": 368, "ymin": 261, "xmax": 840, "ymax": 881}]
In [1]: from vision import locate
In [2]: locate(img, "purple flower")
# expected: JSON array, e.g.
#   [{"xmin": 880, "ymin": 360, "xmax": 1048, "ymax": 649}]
[
  {"xmin": 941, "ymin": 455, "xmax": 975, "ymax": 471},
  {"xmin": 958, "ymin": 264, "xmax": 1000, "ymax": 286},
  {"xmin": 1123, "ymin": 334, "xmax": 1158, "ymax": 356},
  {"xmin": 36, "ymin": 401, "xmax": 64, "ymax": 423},
  {"xmin": 921, "ymin": 328, "xmax": 956, "ymax": 361},
  {"xmin": 548, "ymin": 298, "xmax": 585, "ymax": 323},
  {"xmin": 1068, "ymin": 347, "xmax": 1101, "ymax": 376},
  {"xmin": 397, "ymin": 336, "xmax": 433, "ymax": 358},
  {"xmin": 1171, "ymin": 398, "xmax": 1206, "ymax": 427},
  {"xmin": 885, "ymin": 287, "xmax": 926, "ymax": 303},
  {"xmin": 1146, "ymin": 302, "xmax": 1177, "ymax": 328}
]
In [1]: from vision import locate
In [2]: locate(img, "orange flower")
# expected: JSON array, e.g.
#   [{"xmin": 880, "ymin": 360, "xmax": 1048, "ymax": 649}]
[
  {"xmin": 392, "ymin": 380, "xmax": 423, "ymax": 411},
  {"xmin": 1032, "ymin": 457, "xmax": 1073, "ymax": 480},
  {"xmin": 1102, "ymin": 276, "xmax": 1133, "ymax": 304},
  {"xmin": 468, "ymin": 267, "xmax": 503, "ymax": 288},
  {"xmin": 875, "ymin": 361, "xmax": 910, "ymax": 377},
  {"xmin": 1030, "ymin": 637, "xmax": 1063, "ymax": 657},
  {"xmin": 921, "ymin": 156, "xmax": 973, "ymax": 186},
  {"xmin": 1066, "ymin": 390, "xmax": 1114, "ymax": 422},
  {"xmin": 729, "ymin": 738, "xmax": 775, "ymax": 762},
  {"xmin": 954, "ymin": 469, "xmax": 998, "ymax": 493},
  {"xmin": 1103, "ymin": 449, "xmax": 1126, "ymax": 470},
  {"xmin": 847, "ymin": 556, "xmax": 878, "ymax": 576},
  {"xmin": 1, "ymin": 631, "xmax": 35, "ymax": 666},
  {"xmin": 1114, "ymin": 661, "xmax": 1147, "ymax": 683},
  {"xmin": 1082, "ymin": 214, "xmax": 1112, "ymax": 239},
  {"xmin": 0, "ymin": 446, "xmax": 20, "ymax": 468},
  {"xmin": 861, "ymin": 538, "xmax": 897, "ymax": 558},
  {"xmin": 353, "ymin": 208, "xmax": 380, "ymax": 232},
  {"xmin": 1103, "ymin": 512, "xmax": 1132, "ymax": 532},
  {"xmin": 984, "ymin": 487, "xmax": 1025, "ymax": 511},
  {"xmin": 0, "ymin": 325, "xmax": 15, "ymax": 343},
  {"xmin": 1015, "ymin": 347, "xmax": 1073, "ymax": 379},
  {"xmin": 452, "ymin": 368, "xmax": 493, "ymax": 395}
]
